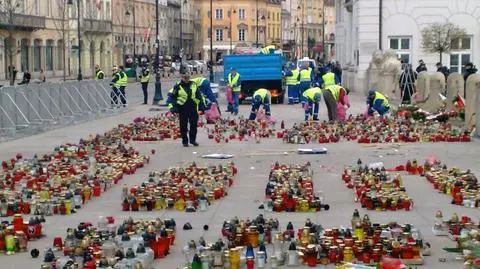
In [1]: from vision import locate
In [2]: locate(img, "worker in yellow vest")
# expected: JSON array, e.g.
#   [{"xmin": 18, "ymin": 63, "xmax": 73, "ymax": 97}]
[
  {"xmin": 226, "ymin": 68, "xmax": 241, "ymax": 115},
  {"xmin": 139, "ymin": 67, "xmax": 151, "ymax": 104},
  {"xmin": 284, "ymin": 63, "xmax": 300, "ymax": 104},
  {"xmin": 298, "ymin": 65, "xmax": 313, "ymax": 107},
  {"xmin": 118, "ymin": 66, "xmax": 128, "ymax": 106},
  {"xmin": 191, "ymin": 76, "xmax": 217, "ymax": 106},
  {"xmin": 167, "ymin": 72, "xmax": 207, "ymax": 147},
  {"xmin": 323, "ymin": 84, "xmax": 349, "ymax": 122},
  {"xmin": 318, "ymin": 68, "xmax": 340, "ymax": 88},
  {"xmin": 302, "ymin": 87, "xmax": 322, "ymax": 121},
  {"xmin": 95, "ymin": 65, "xmax": 105, "ymax": 80},
  {"xmin": 110, "ymin": 66, "xmax": 128, "ymax": 106},
  {"xmin": 367, "ymin": 89, "xmax": 390, "ymax": 116},
  {"xmin": 260, "ymin": 45, "xmax": 276, "ymax": 55},
  {"xmin": 249, "ymin": 88, "xmax": 271, "ymax": 120}
]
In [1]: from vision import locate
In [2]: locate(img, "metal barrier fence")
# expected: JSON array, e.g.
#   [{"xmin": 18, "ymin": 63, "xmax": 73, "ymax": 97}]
[{"xmin": 0, "ymin": 80, "xmax": 127, "ymax": 140}]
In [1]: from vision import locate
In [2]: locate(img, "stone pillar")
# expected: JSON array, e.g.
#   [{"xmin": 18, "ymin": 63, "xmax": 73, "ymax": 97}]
[
  {"xmin": 419, "ymin": 72, "xmax": 445, "ymax": 112},
  {"xmin": 379, "ymin": 71, "xmax": 398, "ymax": 100},
  {"xmin": 465, "ymin": 74, "xmax": 480, "ymax": 129},
  {"xmin": 446, "ymin": 73, "xmax": 464, "ymax": 111},
  {"xmin": 414, "ymin": 71, "xmax": 429, "ymax": 103}
]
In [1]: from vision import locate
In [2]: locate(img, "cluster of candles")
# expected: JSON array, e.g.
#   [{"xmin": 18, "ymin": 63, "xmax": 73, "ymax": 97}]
[
  {"xmin": 422, "ymin": 159, "xmax": 479, "ymax": 208},
  {"xmin": 121, "ymin": 162, "xmax": 237, "ymax": 212},
  {"xmin": 0, "ymin": 134, "xmax": 146, "ymax": 218},
  {"xmin": 342, "ymin": 159, "xmax": 413, "ymax": 211},
  {"xmin": 180, "ymin": 212, "xmax": 425, "ymax": 268},
  {"xmin": 205, "ymin": 117, "xmax": 279, "ymax": 143},
  {"xmin": 277, "ymin": 114, "xmax": 471, "ymax": 144},
  {"xmin": 0, "ymin": 214, "xmax": 44, "ymax": 255},
  {"xmin": 42, "ymin": 216, "xmax": 176, "ymax": 269},
  {"xmin": 107, "ymin": 115, "xmax": 182, "ymax": 142},
  {"xmin": 264, "ymin": 162, "xmax": 330, "ymax": 212}
]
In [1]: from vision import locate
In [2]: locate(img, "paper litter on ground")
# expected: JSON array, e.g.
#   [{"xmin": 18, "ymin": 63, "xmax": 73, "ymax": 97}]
[
  {"xmin": 297, "ymin": 148, "xmax": 328, "ymax": 154},
  {"xmin": 201, "ymin": 153, "xmax": 235, "ymax": 159}
]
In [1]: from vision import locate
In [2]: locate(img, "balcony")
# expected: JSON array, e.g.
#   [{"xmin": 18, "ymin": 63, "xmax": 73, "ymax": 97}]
[
  {"xmin": 83, "ymin": 19, "xmax": 112, "ymax": 34},
  {"xmin": 0, "ymin": 12, "xmax": 46, "ymax": 31}
]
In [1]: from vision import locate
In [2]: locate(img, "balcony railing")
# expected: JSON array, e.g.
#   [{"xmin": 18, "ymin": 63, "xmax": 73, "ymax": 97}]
[
  {"xmin": 0, "ymin": 12, "xmax": 46, "ymax": 30},
  {"xmin": 83, "ymin": 19, "xmax": 112, "ymax": 34}
]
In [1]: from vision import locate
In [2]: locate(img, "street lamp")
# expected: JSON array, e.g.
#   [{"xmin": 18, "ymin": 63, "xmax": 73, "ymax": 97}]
[
  {"xmin": 179, "ymin": 0, "xmax": 187, "ymax": 74},
  {"xmin": 125, "ymin": 4, "xmax": 137, "ymax": 81},
  {"xmin": 67, "ymin": 0, "xmax": 82, "ymax": 80},
  {"xmin": 228, "ymin": 8, "xmax": 236, "ymax": 54},
  {"xmin": 297, "ymin": 2, "xmax": 305, "ymax": 58},
  {"xmin": 152, "ymin": 0, "xmax": 164, "ymax": 105}
]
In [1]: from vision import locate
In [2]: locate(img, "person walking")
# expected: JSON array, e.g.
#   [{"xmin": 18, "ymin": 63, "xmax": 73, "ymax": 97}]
[
  {"xmin": 226, "ymin": 68, "xmax": 241, "ymax": 115},
  {"xmin": 302, "ymin": 86, "xmax": 322, "ymax": 121},
  {"xmin": 249, "ymin": 88, "xmax": 271, "ymax": 121},
  {"xmin": 284, "ymin": 64, "xmax": 300, "ymax": 104},
  {"xmin": 191, "ymin": 76, "xmax": 217, "ymax": 105},
  {"xmin": 139, "ymin": 67, "xmax": 151, "ymax": 104},
  {"xmin": 110, "ymin": 67, "xmax": 121, "ymax": 106},
  {"xmin": 366, "ymin": 89, "xmax": 390, "ymax": 116},
  {"xmin": 95, "ymin": 65, "xmax": 105, "ymax": 80},
  {"xmin": 398, "ymin": 65, "xmax": 417, "ymax": 104},
  {"xmin": 167, "ymin": 72, "xmax": 206, "ymax": 147},
  {"xmin": 323, "ymin": 84, "xmax": 349, "ymax": 122}
]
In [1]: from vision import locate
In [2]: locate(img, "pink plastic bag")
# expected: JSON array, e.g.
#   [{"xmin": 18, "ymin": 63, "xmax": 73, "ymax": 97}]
[
  {"xmin": 205, "ymin": 103, "xmax": 220, "ymax": 122},
  {"xmin": 225, "ymin": 87, "xmax": 233, "ymax": 104},
  {"xmin": 337, "ymin": 95, "xmax": 350, "ymax": 122},
  {"xmin": 256, "ymin": 110, "xmax": 276, "ymax": 124}
]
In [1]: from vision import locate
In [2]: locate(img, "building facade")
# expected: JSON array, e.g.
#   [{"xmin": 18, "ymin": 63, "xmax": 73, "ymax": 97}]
[
  {"xmin": 281, "ymin": 0, "xmax": 294, "ymax": 56},
  {"xmin": 335, "ymin": 0, "xmax": 480, "ymax": 92},
  {"xmin": 196, "ymin": 0, "xmax": 284, "ymax": 62},
  {"xmin": 0, "ymin": 0, "xmax": 72, "ymax": 81}
]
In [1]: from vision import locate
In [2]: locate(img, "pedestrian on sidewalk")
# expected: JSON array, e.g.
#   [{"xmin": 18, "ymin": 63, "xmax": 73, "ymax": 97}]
[
  {"xmin": 139, "ymin": 67, "xmax": 151, "ymax": 104},
  {"xmin": 167, "ymin": 72, "xmax": 207, "ymax": 147}
]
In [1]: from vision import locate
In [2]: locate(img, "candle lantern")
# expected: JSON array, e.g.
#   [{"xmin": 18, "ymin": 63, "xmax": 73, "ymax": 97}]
[
  {"xmin": 287, "ymin": 242, "xmax": 298, "ymax": 266},
  {"xmin": 5, "ymin": 233, "xmax": 15, "ymax": 254},
  {"xmin": 16, "ymin": 231, "xmax": 27, "ymax": 251}
]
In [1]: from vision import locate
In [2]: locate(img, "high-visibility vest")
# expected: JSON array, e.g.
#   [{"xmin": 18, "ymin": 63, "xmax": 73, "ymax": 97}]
[
  {"xmin": 322, "ymin": 72, "xmax": 336, "ymax": 87},
  {"xmin": 373, "ymin": 91, "xmax": 389, "ymax": 107},
  {"xmin": 140, "ymin": 70, "xmax": 151, "ymax": 83},
  {"xmin": 113, "ymin": 72, "xmax": 122, "ymax": 88},
  {"xmin": 286, "ymin": 69, "xmax": 300, "ymax": 85},
  {"xmin": 95, "ymin": 70, "xmax": 104, "ymax": 80},
  {"xmin": 261, "ymin": 45, "xmax": 276, "ymax": 54},
  {"xmin": 325, "ymin": 85, "xmax": 343, "ymax": 101},
  {"xmin": 228, "ymin": 73, "xmax": 241, "ymax": 92},
  {"xmin": 302, "ymin": 87, "xmax": 322, "ymax": 101},
  {"xmin": 253, "ymin": 88, "xmax": 270, "ymax": 103},
  {"xmin": 168, "ymin": 83, "xmax": 203, "ymax": 110},
  {"xmin": 300, "ymin": 69, "xmax": 311, "ymax": 82},
  {"xmin": 118, "ymin": 72, "xmax": 128, "ymax": 87},
  {"xmin": 191, "ymin": 77, "xmax": 206, "ymax": 86}
]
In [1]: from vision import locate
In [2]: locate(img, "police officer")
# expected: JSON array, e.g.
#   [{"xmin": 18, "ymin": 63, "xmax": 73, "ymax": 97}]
[
  {"xmin": 167, "ymin": 72, "xmax": 206, "ymax": 147},
  {"xmin": 139, "ymin": 67, "xmax": 151, "ymax": 104},
  {"xmin": 284, "ymin": 64, "xmax": 300, "ymax": 104},
  {"xmin": 191, "ymin": 76, "xmax": 217, "ymax": 106},
  {"xmin": 110, "ymin": 66, "xmax": 121, "ymax": 105},
  {"xmin": 117, "ymin": 66, "xmax": 128, "ymax": 106},
  {"xmin": 249, "ymin": 88, "xmax": 271, "ymax": 121},
  {"xmin": 261, "ymin": 45, "xmax": 276, "ymax": 55},
  {"xmin": 226, "ymin": 68, "xmax": 241, "ymax": 114},
  {"xmin": 367, "ymin": 89, "xmax": 390, "ymax": 116},
  {"xmin": 299, "ymin": 65, "xmax": 313, "ymax": 107},
  {"xmin": 302, "ymin": 86, "xmax": 322, "ymax": 121},
  {"xmin": 95, "ymin": 65, "xmax": 105, "ymax": 80}
]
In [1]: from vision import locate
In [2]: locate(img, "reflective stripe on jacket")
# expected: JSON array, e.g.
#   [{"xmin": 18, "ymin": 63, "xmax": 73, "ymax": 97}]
[
  {"xmin": 286, "ymin": 69, "xmax": 300, "ymax": 85},
  {"xmin": 374, "ymin": 91, "xmax": 389, "ymax": 107},
  {"xmin": 228, "ymin": 73, "xmax": 241, "ymax": 92},
  {"xmin": 167, "ymin": 83, "xmax": 204, "ymax": 110},
  {"xmin": 95, "ymin": 70, "xmax": 104, "ymax": 80},
  {"xmin": 322, "ymin": 72, "xmax": 336, "ymax": 87},
  {"xmin": 140, "ymin": 70, "xmax": 151, "ymax": 83},
  {"xmin": 300, "ymin": 69, "xmax": 311, "ymax": 82},
  {"xmin": 303, "ymin": 87, "xmax": 322, "ymax": 101},
  {"xmin": 253, "ymin": 88, "xmax": 270, "ymax": 103},
  {"xmin": 119, "ymin": 72, "xmax": 128, "ymax": 87}
]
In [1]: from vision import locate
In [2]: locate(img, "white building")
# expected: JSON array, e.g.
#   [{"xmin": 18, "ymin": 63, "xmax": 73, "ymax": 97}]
[{"xmin": 335, "ymin": 0, "xmax": 480, "ymax": 92}]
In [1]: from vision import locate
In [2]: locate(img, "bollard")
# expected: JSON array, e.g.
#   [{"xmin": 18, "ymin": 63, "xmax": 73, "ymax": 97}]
[
  {"xmin": 419, "ymin": 73, "xmax": 445, "ymax": 112},
  {"xmin": 446, "ymin": 73, "xmax": 464, "ymax": 111},
  {"xmin": 414, "ymin": 71, "xmax": 429, "ymax": 103},
  {"xmin": 465, "ymin": 74, "xmax": 480, "ymax": 129}
]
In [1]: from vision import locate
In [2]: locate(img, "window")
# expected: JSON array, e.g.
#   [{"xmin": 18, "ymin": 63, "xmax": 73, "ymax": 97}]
[
  {"xmin": 33, "ymin": 40, "xmax": 42, "ymax": 72},
  {"xmin": 57, "ymin": 40, "xmax": 64, "ymax": 70},
  {"xmin": 389, "ymin": 36, "xmax": 411, "ymax": 64},
  {"xmin": 239, "ymin": 29, "xmax": 245, "ymax": 41},
  {"xmin": 46, "ymin": 40, "xmax": 54, "ymax": 71},
  {"xmin": 215, "ymin": 9, "xmax": 223, "ymax": 19},
  {"xmin": 238, "ymin": 8, "xmax": 245, "ymax": 20},
  {"xmin": 215, "ymin": 29, "xmax": 223, "ymax": 41},
  {"xmin": 45, "ymin": 0, "xmax": 51, "ymax": 16},
  {"xmin": 21, "ymin": 39, "xmax": 29, "ymax": 72},
  {"xmin": 450, "ymin": 37, "xmax": 472, "ymax": 73}
]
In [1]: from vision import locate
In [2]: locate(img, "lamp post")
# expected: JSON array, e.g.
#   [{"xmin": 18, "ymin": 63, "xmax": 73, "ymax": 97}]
[
  {"xmin": 298, "ymin": 1, "xmax": 305, "ymax": 58},
  {"xmin": 67, "ymin": 0, "xmax": 82, "ymax": 80},
  {"xmin": 209, "ymin": 0, "xmax": 213, "ymax": 82},
  {"xmin": 125, "ymin": 2, "xmax": 137, "ymax": 81},
  {"xmin": 228, "ymin": 8, "xmax": 236, "ymax": 54},
  {"xmin": 255, "ymin": 0, "xmax": 259, "ymax": 47},
  {"xmin": 152, "ymin": 0, "xmax": 163, "ymax": 104},
  {"xmin": 321, "ymin": 2, "xmax": 326, "ymax": 61},
  {"xmin": 179, "ymin": 0, "xmax": 187, "ymax": 73}
]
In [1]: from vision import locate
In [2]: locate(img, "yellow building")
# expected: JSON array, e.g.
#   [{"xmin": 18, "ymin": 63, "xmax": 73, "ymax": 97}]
[
  {"xmin": 291, "ymin": 0, "xmax": 326, "ymax": 59},
  {"xmin": 266, "ymin": 0, "xmax": 282, "ymax": 47},
  {"xmin": 195, "ymin": 0, "xmax": 273, "ymax": 62}
]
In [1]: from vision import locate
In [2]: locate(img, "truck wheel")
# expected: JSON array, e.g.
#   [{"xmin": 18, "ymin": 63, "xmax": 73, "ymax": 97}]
[{"xmin": 278, "ymin": 94, "xmax": 285, "ymax": 104}]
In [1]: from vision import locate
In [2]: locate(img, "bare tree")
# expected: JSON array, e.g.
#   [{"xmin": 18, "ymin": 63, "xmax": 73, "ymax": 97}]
[
  {"xmin": 421, "ymin": 22, "xmax": 467, "ymax": 63},
  {"xmin": 0, "ymin": 0, "xmax": 29, "ymax": 85},
  {"xmin": 51, "ymin": 0, "xmax": 69, "ymax": 81}
]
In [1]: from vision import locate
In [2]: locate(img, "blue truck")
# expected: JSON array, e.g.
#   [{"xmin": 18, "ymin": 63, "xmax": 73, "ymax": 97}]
[{"xmin": 223, "ymin": 54, "xmax": 286, "ymax": 104}]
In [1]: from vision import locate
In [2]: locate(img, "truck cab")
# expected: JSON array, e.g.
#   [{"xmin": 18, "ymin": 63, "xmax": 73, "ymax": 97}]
[
  {"xmin": 223, "ymin": 54, "xmax": 286, "ymax": 104},
  {"xmin": 296, "ymin": 57, "xmax": 317, "ymax": 73}
]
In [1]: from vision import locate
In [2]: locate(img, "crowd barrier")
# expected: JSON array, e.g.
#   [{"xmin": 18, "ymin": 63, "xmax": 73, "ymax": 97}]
[{"xmin": 0, "ymin": 80, "xmax": 127, "ymax": 140}]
